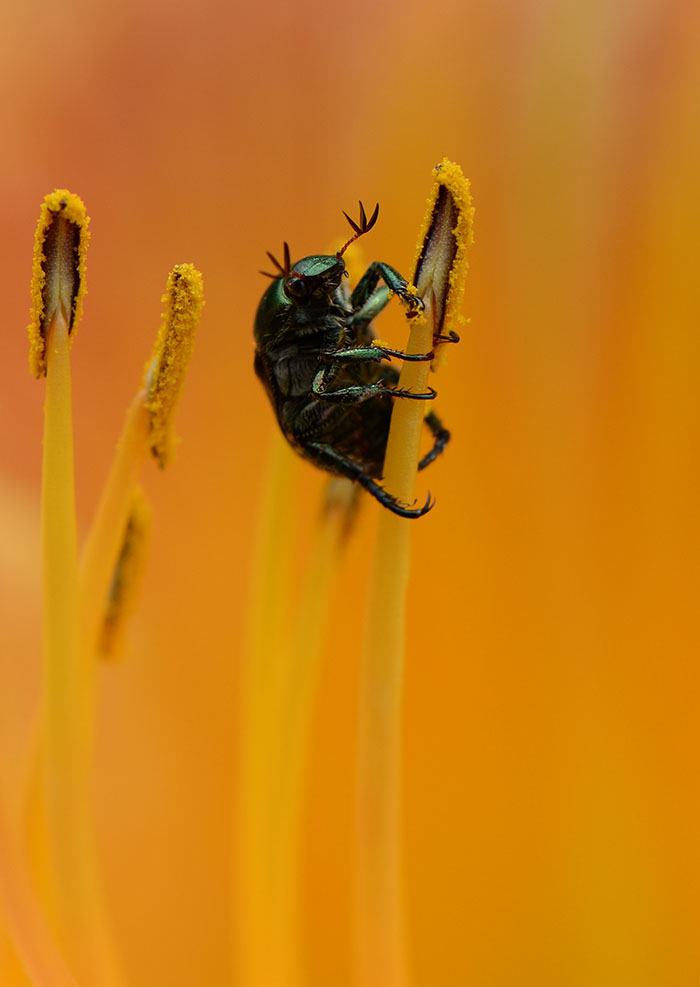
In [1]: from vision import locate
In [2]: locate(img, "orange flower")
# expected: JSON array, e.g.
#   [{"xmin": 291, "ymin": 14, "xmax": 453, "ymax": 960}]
[{"xmin": 1, "ymin": 2, "xmax": 699, "ymax": 984}]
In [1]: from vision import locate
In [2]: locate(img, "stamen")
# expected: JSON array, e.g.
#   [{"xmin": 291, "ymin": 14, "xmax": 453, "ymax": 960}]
[
  {"xmin": 0, "ymin": 790, "xmax": 78, "ymax": 987},
  {"xmin": 235, "ymin": 434, "xmax": 299, "ymax": 986},
  {"xmin": 262, "ymin": 476, "xmax": 357, "ymax": 981},
  {"xmin": 236, "ymin": 441, "xmax": 357, "ymax": 985},
  {"xmin": 30, "ymin": 192, "xmax": 126, "ymax": 985},
  {"xmin": 357, "ymin": 159, "xmax": 473, "ymax": 987},
  {"xmin": 80, "ymin": 264, "xmax": 203, "ymax": 659},
  {"xmin": 24, "ymin": 194, "xmax": 204, "ymax": 987},
  {"xmin": 144, "ymin": 264, "xmax": 204, "ymax": 467},
  {"xmin": 28, "ymin": 190, "xmax": 89, "ymax": 378},
  {"xmin": 413, "ymin": 158, "xmax": 474, "ymax": 368},
  {"xmin": 99, "ymin": 488, "xmax": 151, "ymax": 659},
  {"xmin": 78, "ymin": 395, "xmax": 150, "ymax": 663}
]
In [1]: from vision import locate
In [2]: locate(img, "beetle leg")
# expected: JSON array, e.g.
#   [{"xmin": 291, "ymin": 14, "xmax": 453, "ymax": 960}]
[
  {"xmin": 350, "ymin": 262, "xmax": 383, "ymax": 308},
  {"xmin": 374, "ymin": 345, "xmax": 434, "ymax": 362},
  {"xmin": 313, "ymin": 370, "xmax": 436, "ymax": 403},
  {"xmin": 351, "ymin": 261, "xmax": 425, "ymax": 312},
  {"xmin": 418, "ymin": 410, "xmax": 451, "ymax": 470},
  {"xmin": 433, "ymin": 329, "xmax": 461, "ymax": 344},
  {"xmin": 379, "ymin": 381, "xmax": 437, "ymax": 401},
  {"xmin": 348, "ymin": 285, "xmax": 392, "ymax": 325},
  {"xmin": 321, "ymin": 346, "xmax": 386, "ymax": 365},
  {"xmin": 312, "ymin": 365, "xmax": 384, "ymax": 404},
  {"xmin": 307, "ymin": 442, "xmax": 434, "ymax": 519},
  {"xmin": 323, "ymin": 345, "xmax": 433, "ymax": 364}
]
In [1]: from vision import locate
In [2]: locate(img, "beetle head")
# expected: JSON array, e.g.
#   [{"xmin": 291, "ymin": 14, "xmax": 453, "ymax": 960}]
[
  {"xmin": 282, "ymin": 254, "xmax": 346, "ymax": 305},
  {"xmin": 258, "ymin": 202, "xmax": 379, "ymax": 310}
]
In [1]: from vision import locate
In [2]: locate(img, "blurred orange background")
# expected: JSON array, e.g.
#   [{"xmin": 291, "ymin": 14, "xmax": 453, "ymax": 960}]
[{"xmin": 1, "ymin": 0, "xmax": 699, "ymax": 984}]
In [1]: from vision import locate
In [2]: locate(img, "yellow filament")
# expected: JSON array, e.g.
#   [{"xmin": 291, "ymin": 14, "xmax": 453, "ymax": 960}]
[
  {"xmin": 40, "ymin": 311, "xmax": 123, "ymax": 985},
  {"xmin": 79, "ymin": 395, "xmax": 150, "ymax": 661},
  {"xmin": 99, "ymin": 487, "xmax": 151, "ymax": 659},
  {"xmin": 0, "ymin": 792, "xmax": 77, "ymax": 987},
  {"xmin": 0, "ymin": 922, "xmax": 32, "ymax": 987},
  {"xmin": 24, "ymin": 394, "xmax": 149, "ymax": 987},
  {"xmin": 357, "ymin": 160, "xmax": 473, "ymax": 987},
  {"xmin": 236, "ymin": 455, "xmax": 354, "ymax": 986},
  {"xmin": 356, "ymin": 314, "xmax": 432, "ymax": 987},
  {"xmin": 40, "ymin": 310, "xmax": 85, "ymax": 911},
  {"xmin": 234, "ymin": 433, "xmax": 298, "ymax": 987},
  {"xmin": 264, "ymin": 478, "xmax": 356, "ymax": 985}
]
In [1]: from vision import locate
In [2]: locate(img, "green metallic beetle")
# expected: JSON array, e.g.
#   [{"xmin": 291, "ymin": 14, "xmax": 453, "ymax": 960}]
[{"xmin": 253, "ymin": 203, "xmax": 455, "ymax": 518}]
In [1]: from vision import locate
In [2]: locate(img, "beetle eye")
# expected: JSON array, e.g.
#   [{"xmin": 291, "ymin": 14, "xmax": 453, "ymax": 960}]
[{"xmin": 284, "ymin": 276, "xmax": 307, "ymax": 300}]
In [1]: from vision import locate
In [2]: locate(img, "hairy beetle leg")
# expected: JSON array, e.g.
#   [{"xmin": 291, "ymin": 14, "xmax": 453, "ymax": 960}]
[
  {"xmin": 380, "ymin": 382, "xmax": 437, "ymax": 400},
  {"xmin": 418, "ymin": 410, "xmax": 450, "ymax": 470},
  {"xmin": 376, "ymin": 345, "xmax": 435, "ymax": 362},
  {"xmin": 351, "ymin": 261, "xmax": 425, "ymax": 313},
  {"xmin": 320, "ymin": 347, "xmax": 387, "ymax": 365},
  {"xmin": 322, "ymin": 345, "xmax": 434, "ymax": 364},
  {"xmin": 308, "ymin": 441, "xmax": 435, "ymax": 519},
  {"xmin": 313, "ymin": 364, "xmax": 436, "ymax": 403},
  {"xmin": 312, "ymin": 372, "xmax": 386, "ymax": 405}
]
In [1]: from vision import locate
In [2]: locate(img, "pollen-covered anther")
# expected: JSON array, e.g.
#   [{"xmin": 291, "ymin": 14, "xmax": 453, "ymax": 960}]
[
  {"xmin": 28, "ymin": 189, "xmax": 89, "ymax": 378},
  {"xmin": 412, "ymin": 158, "xmax": 474, "ymax": 352},
  {"xmin": 100, "ymin": 488, "xmax": 151, "ymax": 659},
  {"xmin": 144, "ymin": 263, "xmax": 204, "ymax": 468}
]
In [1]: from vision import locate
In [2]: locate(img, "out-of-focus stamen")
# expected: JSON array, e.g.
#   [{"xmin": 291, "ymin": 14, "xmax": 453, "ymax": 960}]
[{"xmin": 99, "ymin": 488, "xmax": 151, "ymax": 659}]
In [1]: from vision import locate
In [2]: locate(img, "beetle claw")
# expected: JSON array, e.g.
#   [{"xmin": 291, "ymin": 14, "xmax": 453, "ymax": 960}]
[
  {"xmin": 433, "ymin": 329, "xmax": 460, "ymax": 344},
  {"xmin": 396, "ymin": 288, "xmax": 425, "ymax": 311},
  {"xmin": 380, "ymin": 381, "xmax": 437, "ymax": 401},
  {"xmin": 367, "ymin": 483, "xmax": 435, "ymax": 519},
  {"xmin": 383, "ymin": 489, "xmax": 435, "ymax": 519}
]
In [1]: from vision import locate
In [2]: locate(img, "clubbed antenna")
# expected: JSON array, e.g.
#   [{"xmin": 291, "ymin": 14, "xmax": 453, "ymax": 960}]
[
  {"xmin": 260, "ymin": 242, "xmax": 291, "ymax": 279},
  {"xmin": 336, "ymin": 201, "xmax": 379, "ymax": 258}
]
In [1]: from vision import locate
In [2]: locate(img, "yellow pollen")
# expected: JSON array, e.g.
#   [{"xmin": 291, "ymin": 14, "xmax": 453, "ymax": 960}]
[
  {"xmin": 412, "ymin": 158, "xmax": 474, "ymax": 366},
  {"xmin": 144, "ymin": 263, "xmax": 204, "ymax": 467},
  {"xmin": 28, "ymin": 190, "xmax": 89, "ymax": 378}
]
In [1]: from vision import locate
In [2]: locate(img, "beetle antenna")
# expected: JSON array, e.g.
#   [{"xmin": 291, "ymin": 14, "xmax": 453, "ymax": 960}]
[
  {"xmin": 337, "ymin": 201, "xmax": 379, "ymax": 258},
  {"xmin": 260, "ymin": 241, "xmax": 291, "ymax": 279}
]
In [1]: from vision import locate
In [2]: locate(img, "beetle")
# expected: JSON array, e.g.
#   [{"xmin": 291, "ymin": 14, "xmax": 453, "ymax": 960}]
[{"xmin": 253, "ymin": 202, "xmax": 455, "ymax": 518}]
